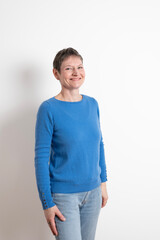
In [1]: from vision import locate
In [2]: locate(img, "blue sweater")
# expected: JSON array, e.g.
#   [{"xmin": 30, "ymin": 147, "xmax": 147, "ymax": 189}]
[{"xmin": 34, "ymin": 94, "xmax": 108, "ymax": 210}]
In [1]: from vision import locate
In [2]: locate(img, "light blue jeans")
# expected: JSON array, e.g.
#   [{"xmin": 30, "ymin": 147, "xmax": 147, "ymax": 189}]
[{"xmin": 51, "ymin": 185, "xmax": 102, "ymax": 240}]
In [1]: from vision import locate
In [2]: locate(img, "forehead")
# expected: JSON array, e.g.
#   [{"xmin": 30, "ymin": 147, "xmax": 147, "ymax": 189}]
[{"xmin": 61, "ymin": 56, "xmax": 82, "ymax": 67}]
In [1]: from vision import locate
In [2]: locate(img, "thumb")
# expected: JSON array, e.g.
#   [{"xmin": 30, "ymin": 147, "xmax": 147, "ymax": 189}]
[{"xmin": 56, "ymin": 209, "xmax": 66, "ymax": 221}]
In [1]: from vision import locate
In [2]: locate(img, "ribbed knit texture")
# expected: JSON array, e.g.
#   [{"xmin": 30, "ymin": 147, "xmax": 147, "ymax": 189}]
[{"xmin": 34, "ymin": 94, "xmax": 107, "ymax": 210}]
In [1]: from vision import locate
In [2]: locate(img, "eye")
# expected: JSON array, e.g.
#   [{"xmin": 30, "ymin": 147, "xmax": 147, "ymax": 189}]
[
  {"xmin": 78, "ymin": 66, "xmax": 83, "ymax": 69},
  {"xmin": 65, "ymin": 67, "xmax": 72, "ymax": 70}
]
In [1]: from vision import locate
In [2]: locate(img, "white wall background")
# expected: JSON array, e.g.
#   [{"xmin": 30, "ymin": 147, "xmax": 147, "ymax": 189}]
[{"xmin": 0, "ymin": 0, "xmax": 160, "ymax": 239}]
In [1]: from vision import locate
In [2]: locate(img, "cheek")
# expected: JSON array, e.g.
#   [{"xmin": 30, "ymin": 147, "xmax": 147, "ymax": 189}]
[
  {"xmin": 63, "ymin": 73, "xmax": 71, "ymax": 79},
  {"xmin": 80, "ymin": 69, "xmax": 85, "ymax": 76}
]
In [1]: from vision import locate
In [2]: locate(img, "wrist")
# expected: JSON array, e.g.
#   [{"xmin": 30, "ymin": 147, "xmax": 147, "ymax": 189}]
[{"xmin": 101, "ymin": 182, "xmax": 106, "ymax": 187}]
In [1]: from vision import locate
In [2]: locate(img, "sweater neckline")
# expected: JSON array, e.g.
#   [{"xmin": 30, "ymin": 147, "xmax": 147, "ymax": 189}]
[{"xmin": 53, "ymin": 94, "xmax": 84, "ymax": 103}]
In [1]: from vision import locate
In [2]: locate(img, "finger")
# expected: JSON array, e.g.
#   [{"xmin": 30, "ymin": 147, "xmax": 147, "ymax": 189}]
[
  {"xmin": 56, "ymin": 208, "xmax": 66, "ymax": 221},
  {"xmin": 101, "ymin": 198, "xmax": 106, "ymax": 207},
  {"xmin": 48, "ymin": 220, "xmax": 58, "ymax": 236}
]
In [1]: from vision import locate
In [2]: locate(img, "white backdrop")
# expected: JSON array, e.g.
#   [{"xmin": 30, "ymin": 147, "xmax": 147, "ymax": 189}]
[{"xmin": 0, "ymin": 0, "xmax": 160, "ymax": 240}]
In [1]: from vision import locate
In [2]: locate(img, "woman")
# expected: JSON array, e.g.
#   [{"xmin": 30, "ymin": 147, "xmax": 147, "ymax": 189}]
[{"xmin": 34, "ymin": 47, "xmax": 109, "ymax": 240}]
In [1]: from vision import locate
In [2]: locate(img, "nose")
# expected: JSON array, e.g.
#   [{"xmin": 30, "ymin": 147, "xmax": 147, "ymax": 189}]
[{"xmin": 72, "ymin": 68, "xmax": 78, "ymax": 75}]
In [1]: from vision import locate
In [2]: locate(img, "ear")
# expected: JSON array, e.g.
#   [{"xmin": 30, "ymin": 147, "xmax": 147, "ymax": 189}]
[{"xmin": 53, "ymin": 68, "xmax": 60, "ymax": 80}]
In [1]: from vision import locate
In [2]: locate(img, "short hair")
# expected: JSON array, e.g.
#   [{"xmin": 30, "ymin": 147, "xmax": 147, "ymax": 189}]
[{"xmin": 53, "ymin": 47, "xmax": 83, "ymax": 73}]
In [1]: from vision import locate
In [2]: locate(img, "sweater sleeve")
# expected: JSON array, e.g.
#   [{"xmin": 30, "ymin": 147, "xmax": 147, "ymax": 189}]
[
  {"xmin": 96, "ymin": 101, "xmax": 108, "ymax": 183},
  {"xmin": 34, "ymin": 101, "xmax": 56, "ymax": 210}
]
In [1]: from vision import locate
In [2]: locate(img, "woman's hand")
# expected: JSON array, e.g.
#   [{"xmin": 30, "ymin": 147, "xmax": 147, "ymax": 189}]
[
  {"xmin": 43, "ymin": 205, "xmax": 66, "ymax": 236},
  {"xmin": 101, "ymin": 182, "xmax": 109, "ymax": 208}
]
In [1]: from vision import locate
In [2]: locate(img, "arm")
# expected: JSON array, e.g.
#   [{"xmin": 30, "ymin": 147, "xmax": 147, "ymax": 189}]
[
  {"xmin": 96, "ymin": 100, "xmax": 108, "ymax": 183},
  {"xmin": 96, "ymin": 100, "xmax": 109, "ymax": 207},
  {"xmin": 34, "ymin": 101, "xmax": 66, "ymax": 236},
  {"xmin": 34, "ymin": 101, "xmax": 55, "ymax": 210}
]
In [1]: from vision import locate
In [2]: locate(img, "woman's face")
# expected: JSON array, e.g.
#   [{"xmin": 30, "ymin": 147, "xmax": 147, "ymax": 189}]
[{"xmin": 53, "ymin": 55, "xmax": 85, "ymax": 90}]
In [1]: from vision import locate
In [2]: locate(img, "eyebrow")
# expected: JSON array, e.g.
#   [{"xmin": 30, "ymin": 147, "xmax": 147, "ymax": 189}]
[{"xmin": 64, "ymin": 64, "xmax": 83, "ymax": 67}]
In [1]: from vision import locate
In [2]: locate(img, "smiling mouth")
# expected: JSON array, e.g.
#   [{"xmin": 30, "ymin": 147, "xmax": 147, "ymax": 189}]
[{"xmin": 70, "ymin": 78, "xmax": 81, "ymax": 81}]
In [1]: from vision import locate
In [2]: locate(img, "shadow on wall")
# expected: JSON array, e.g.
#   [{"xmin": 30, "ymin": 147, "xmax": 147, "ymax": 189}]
[{"xmin": 0, "ymin": 63, "xmax": 56, "ymax": 240}]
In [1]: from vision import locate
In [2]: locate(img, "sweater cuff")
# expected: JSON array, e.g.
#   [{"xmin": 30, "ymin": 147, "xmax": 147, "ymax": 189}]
[
  {"xmin": 39, "ymin": 190, "xmax": 56, "ymax": 210},
  {"xmin": 42, "ymin": 201, "xmax": 56, "ymax": 210},
  {"xmin": 100, "ymin": 175, "xmax": 108, "ymax": 183}
]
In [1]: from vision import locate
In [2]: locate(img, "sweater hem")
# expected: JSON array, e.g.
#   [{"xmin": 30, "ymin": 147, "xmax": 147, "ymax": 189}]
[{"xmin": 50, "ymin": 178, "xmax": 101, "ymax": 194}]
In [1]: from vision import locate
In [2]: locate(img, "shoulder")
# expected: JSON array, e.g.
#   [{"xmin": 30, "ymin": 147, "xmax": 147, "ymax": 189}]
[
  {"xmin": 38, "ymin": 95, "xmax": 56, "ymax": 110},
  {"xmin": 84, "ymin": 94, "xmax": 99, "ymax": 110},
  {"xmin": 36, "ymin": 98, "xmax": 54, "ymax": 119},
  {"xmin": 83, "ymin": 94, "xmax": 98, "ymax": 106},
  {"xmin": 37, "ymin": 99, "xmax": 50, "ymax": 112}
]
